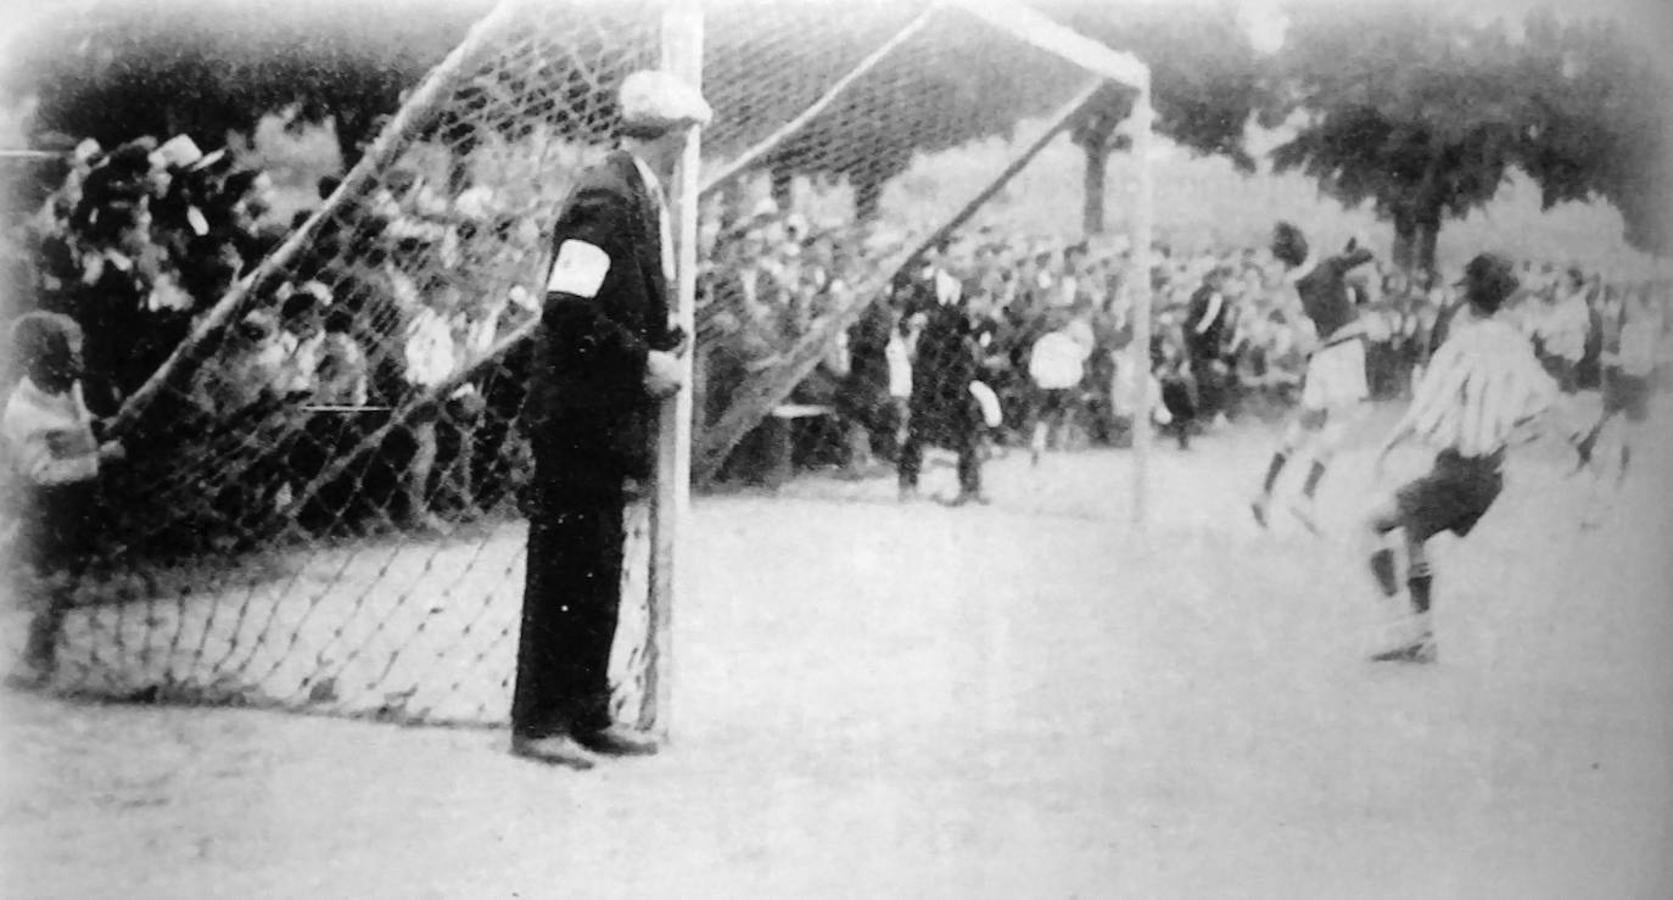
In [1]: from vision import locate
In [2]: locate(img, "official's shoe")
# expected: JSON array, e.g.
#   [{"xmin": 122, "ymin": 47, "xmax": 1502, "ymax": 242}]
[
  {"xmin": 510, "ymin": 734, "xmax": 599, "ymax": 769},
  {"xmin": 573, "ymin": 725, "xmax": 659, "ymax": 757},
  {"xmin": 898, "ymin": 485, "xmax": 920, "ymax": 504},
  {"xmin": 942, "ymin": 490, "xmax": 991, "ymax": 508},
  {"xmin": 3, "ymin": 666, "xmax": 51, "ymax": 692},
  {"xmin": 1250, "ymin": 495, "xmax": 1271, "ymax": 529},
  {"xmin": 1368, "ymin": 614, "xmax": 1436, "ymax": 664}
]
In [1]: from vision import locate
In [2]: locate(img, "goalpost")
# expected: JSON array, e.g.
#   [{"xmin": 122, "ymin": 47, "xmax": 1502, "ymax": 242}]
[{"xmin": 38, "ymin": 0, "xmax": 1155, "ymax": 732}]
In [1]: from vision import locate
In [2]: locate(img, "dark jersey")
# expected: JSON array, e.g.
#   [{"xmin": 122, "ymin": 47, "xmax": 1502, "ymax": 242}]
[
  {"xmin": 1184, "ymin": 284, "xmax": 1231, "ymax": 360},
  {"xmin": 1294, "ymin": 247, "xmax": 1374, "ymax": 342}
]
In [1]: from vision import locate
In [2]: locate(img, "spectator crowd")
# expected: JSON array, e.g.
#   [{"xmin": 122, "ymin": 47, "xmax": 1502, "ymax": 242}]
[
  {"xmin": 697, "ymin": 205, "xmax": 1672, "ymax": 481},
  {"xmin": 2, "ymin": 132, "xmax": 551, "ymax": 552},
  {"xmin": 4, "ymin": 131, "xmax": 1670, "ymax": 560}
]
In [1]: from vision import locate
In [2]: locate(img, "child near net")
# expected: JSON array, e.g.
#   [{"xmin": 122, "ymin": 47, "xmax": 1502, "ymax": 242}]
[{"xmin": 2, "ymin": 312, "xmax": 126, "ymax": 686}]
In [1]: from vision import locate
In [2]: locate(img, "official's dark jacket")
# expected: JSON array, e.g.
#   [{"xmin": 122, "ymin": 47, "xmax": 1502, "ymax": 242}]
[
  {"xmin": 512, "ymin": 149, "xmax": 676, "ymax": 740},
  {"xmin": 1184, "ymin": 284, "xmax": 1232, "ymax": 362},
  {"xmin": 902, "ymin": 271, "xmax": 981, "ymax": 446},
  {"xmin": 525, "ymin": 151, "xmax": 680, "ymax": 492}
]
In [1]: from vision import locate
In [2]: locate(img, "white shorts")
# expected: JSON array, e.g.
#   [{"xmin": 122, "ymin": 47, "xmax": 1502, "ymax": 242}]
[{"xmin": 1301, "ymin": 338, "xmax": 1369, "ymax": 412}]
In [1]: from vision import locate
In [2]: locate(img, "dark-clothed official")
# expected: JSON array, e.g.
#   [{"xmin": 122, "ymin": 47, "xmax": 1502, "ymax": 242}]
[
  {"xmin": 896, "ymin": 257, "xmax": 987, "ymax": 506},
  {"xmin": 1183, "ymin": 265, "xmax": 1235, "ymax": 424},
  {"xmin": 512, "ymin": 70, "xmax": 711, "ymax": 769}
]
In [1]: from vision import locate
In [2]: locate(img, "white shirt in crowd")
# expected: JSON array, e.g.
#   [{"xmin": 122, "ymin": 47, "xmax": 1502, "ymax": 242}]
[
  {"xmin": 403, "ymin": 306, "xmax": 458, "ymax": 390},
  {"xmin": 1028, "ymin": 317, "xmax": 1095, "ymax": 390},
  {"xmin": 2, "ymin": 377, "xmax": 101, "ymax": 487},
  {"xmin": 278, "ymin": 330, "xmax": 325, "ymax": 397},
  {"xmin": 885, "ymin": 329, "xmax": 913, "ymax": 400},
  {"xmin": 312, "ymin": 333, "xmax": 371, "ymax": 407}
]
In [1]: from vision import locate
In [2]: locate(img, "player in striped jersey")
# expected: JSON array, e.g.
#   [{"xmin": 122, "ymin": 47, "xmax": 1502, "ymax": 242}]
[
  {"xmin": 1362, "ymin": 253, "xmax": 1568, "ymax": 663},
  {"xmin": 1251, "ymin": 222, "xmax": 1378, "ymax": 532}
]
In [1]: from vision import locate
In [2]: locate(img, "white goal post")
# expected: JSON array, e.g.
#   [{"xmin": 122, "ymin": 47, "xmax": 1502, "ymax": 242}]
[{"xmin": 943, "ymin": 0, "xmax": 1156, "ymax": 525}]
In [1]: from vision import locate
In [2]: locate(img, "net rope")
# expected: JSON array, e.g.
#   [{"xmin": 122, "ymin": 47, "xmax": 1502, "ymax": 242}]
[{"xmin": 7, "ymin": 0, "xmax": 1135, "ymax": 727}]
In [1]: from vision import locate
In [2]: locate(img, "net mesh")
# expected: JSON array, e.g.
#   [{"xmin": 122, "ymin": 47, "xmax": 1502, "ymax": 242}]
[{"xmin": 6, "ymin": 0, "xmax": 1133, "ymax": 727}]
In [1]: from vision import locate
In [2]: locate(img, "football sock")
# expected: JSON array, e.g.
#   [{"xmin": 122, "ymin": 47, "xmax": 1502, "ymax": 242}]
[
  {"xmin": 1301, "ymin": 460, "xmax": 1327, "ymax": 499},
  {"xmin": 1369, "ymin": 548, "xmax": 1399, "ymax": 597},
  {"xmin": 1407, "ymin": 566, "xmax": 1433, "ymax": 615},
  {"xmin": 1260, "ymin": 452, "xmax": 1288, "ymax": 495}
]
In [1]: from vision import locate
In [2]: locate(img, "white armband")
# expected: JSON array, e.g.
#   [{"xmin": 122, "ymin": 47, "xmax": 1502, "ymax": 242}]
[{"xmin": 545, "ymin": 240, "xmax": 611, "ymax": 298}]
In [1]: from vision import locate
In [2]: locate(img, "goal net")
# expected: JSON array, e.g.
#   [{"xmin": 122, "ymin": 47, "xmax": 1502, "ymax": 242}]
[{"xmin": 11, "ymin": 0, "xmax": 1151, "ymax": 728}]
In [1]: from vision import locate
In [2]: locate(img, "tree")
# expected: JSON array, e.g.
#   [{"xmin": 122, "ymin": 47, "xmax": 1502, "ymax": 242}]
[
  {"xmin": 1067, "ymin": 84, "xmax": 1132, "ymax": 237},
  {"xmin": 1051, "ymin": 1, "xmax": 1268, "ymax": 235},
  {"xmin": 1264, "ymin": 4, "xmax": 1543, "ymax": 274},
  {"xmin": 1, "ymin": 0, "xmax": 481, "ymax": 164},
  {"xmin": 1516, "ymin": 11, "xmax": 1673, "ymax": 257}
]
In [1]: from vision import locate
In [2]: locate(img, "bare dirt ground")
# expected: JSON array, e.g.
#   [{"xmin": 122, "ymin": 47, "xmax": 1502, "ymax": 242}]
[{"xmin": 3, "ymin": 403, "xmax": 1670, "ymax": 899}]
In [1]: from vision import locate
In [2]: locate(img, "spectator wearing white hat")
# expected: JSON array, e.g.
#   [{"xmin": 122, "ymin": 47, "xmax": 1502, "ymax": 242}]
[{"xmin": 513, "ymin": 69, "xmax": 709, "ymax": 769}]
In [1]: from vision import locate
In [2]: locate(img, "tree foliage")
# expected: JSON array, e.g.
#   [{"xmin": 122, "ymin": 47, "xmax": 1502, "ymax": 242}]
[
  {"xmin": 1055, "ymin": 0, "xmax": 1269, "ymax": 171},
  {"xmin": 1, "ymin": 0, "xmax": 483, "ymax": 162},
  {"xmin": 1515, "ymin": 11, "xmax": 1673, "ymax": 256},
  {"xmin": 1264, "ymin": 2, "xmax": 1673, "ymax": 266},
  {"xmin": 1041, "ymin": 0, "xmax": 1271, "ymax": 233},
  {"xmin": 10, "ymin": 0, "xmax": 1666, "ymax": 257},
  {"xmin": 1263, "ymin": 4, "xmax": 1548, "ymax": 270},
  {"xmin": 4, "ymin": 0, "xmax": 1269, "ymax": 225}
]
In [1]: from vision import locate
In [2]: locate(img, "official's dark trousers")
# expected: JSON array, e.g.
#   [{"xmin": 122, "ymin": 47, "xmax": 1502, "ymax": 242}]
[
  {"xmin": 511, "ymin": 484, "xmax": 626, "ymax": 739},
  {"xmin": 898, "ymin": 422, "xmax": 981, "ymax": 496}
]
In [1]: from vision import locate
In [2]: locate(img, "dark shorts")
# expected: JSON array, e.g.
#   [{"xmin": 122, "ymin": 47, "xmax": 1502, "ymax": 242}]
[
  {"xmin": 1394, "ymin": 448, "xmax": 1505, "ymax": 541},
  {"xmin": 1539, "ymin": 355, "xmax": 1579, "ymax": 394},
  {"xmin": 1034, "ymin": 387, "xmax": 1075, "ymax": 422},
  {"xmin": 15, "ymin": 482, "xmax": 101, "ymax": 573},
  {"xmin": 1602, "ymin": 369, "xmax": 1652, "ymax": 423}
]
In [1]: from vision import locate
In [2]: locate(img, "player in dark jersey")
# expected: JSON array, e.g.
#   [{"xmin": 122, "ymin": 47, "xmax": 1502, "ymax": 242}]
[{"xmin": 1251, "ymin": 222, "xmax": 1377, "ymax": 532}]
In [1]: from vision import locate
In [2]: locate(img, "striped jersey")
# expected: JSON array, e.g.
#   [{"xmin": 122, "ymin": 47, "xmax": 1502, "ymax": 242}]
[
  {"xmin": 1401, "ymin": 314, "xmax": 1556, "ymax": 459},
  {"xmin": 1522, "ymin": 290, "xmax": 1591, "ymax": 363}
]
